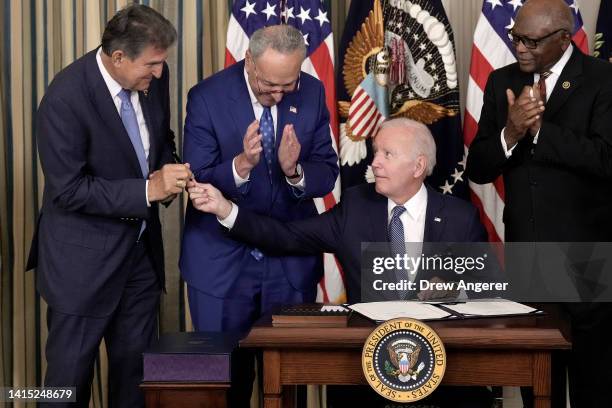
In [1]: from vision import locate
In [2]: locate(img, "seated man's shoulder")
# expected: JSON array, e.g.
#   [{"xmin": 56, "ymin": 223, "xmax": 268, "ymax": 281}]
[
  {"xmin": 435, "ymin": 190, "xmax": 478, "ymax": 216},
  {"xmin": 342, "ymin": 183, "xmax": 379, "ymax": 201}
]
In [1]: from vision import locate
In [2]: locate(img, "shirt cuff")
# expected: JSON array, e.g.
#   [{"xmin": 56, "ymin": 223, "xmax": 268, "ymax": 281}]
[
  {"xmin": 286, "ymin": 171, "xmax": 305, "ymax": 190},
  {"xmin": 232, "ymin": 157, "xmax": 250, "ymax": 187},
  {"xmin": 218, "ymin": 202, "xmax": 238, "ymax": 229},
  {"xmin": 145, "ymin": 180, "xmax": 151, "ymax": 207},
  {"xmin": 500, "ymin": 127, "xmax": 517, "ymax": 158}
]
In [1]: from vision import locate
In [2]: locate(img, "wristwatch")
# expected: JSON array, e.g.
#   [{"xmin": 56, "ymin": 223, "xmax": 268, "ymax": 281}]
[{"xmin": 288, "ymin": 163, "xmax": 303, "ymax": 179}]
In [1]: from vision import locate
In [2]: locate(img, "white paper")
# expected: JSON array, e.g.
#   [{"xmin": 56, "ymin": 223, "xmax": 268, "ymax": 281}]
[
  {"xmin": 443, "ymin": 299, "xmax": 537, "ymax": 316},
  {"xmin": 348, "ymin": 301, "xmax": 451, "ymax": 321}
]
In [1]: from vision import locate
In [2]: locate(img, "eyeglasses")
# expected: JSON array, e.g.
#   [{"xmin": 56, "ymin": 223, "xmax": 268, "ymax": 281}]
[
  {"xmin": 507, "ymin": 28, "xmax": 567, "ymax": 49},
  {"xmin": 251, "ymin": 57, "xmax": 300, "ymax": 95}
]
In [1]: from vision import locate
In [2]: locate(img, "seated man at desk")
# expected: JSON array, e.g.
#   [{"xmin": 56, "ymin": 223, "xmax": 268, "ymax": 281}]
[{"xmin": 187, "ymin": 117, "xmax": 493, "ymax": 407}]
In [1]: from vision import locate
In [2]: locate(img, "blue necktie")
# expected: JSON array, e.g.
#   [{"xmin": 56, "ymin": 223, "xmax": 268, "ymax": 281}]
[
  {"xmin": 118, "ymin": 89, "xmax": 148, "ymax": 178},
  {"xmin": 260, "ymin": 106, "xmax": 275, "ymax": 179},
  {"xmin": 118, "ymin": 89, "xmax": 147, "ymax": 238},
  {"xmin": 389, "ymin": 206, "xmax": 407, "ymax": 299}
]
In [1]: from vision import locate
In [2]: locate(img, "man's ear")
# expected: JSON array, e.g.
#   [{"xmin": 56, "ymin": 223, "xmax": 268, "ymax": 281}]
[
  {"xmin": 111, "ymin": 50, "xmax": 126, "ymax": 67},
  {"xmin": 561, "ymin": 31, "xmax": 572, "ymax": 50},
  {"xmin": 414, "ymin": 155, "xmax": 427, "ymax": 179}
]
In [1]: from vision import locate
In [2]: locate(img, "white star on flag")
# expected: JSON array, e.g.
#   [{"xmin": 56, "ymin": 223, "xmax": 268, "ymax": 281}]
[
  {"xmin": 297, "ymin": 6, "xmax": 312, "ymax": 24},
  {"xmin": 241, "ymin": 0, "xmax": 256, "ymax": 18},
  {"xmin": 303, "ymin": 33, "xmax": 309, "ymax": 45},
  {"xmin": 487, "ymin": 0, "xmax": 503, "ymax": 10},
  {"xmin": 569, "ymin": 0, "xmax": 578, "ymax": 13},
  {"xmin": 508, "ymin": 0, "xmax": 523, "ymax": 11},
  {"xmin": 284, "ymin": 6, "xmax": 295, "ymax": 21},
  {"xmin": 314, "ymin": 9, "xmax": 329, "ymax": 26},
  {"xmin": 261, "ymin": 2, "xmax": 277, "ymax": 20},
  {"xmin": 506, "ymin": 17, "xmax": 515, "ymax": 31},
  {"xmin": 440, "ymin": 180, "xmax": 453, "ymax": 194},
  {"xmin": 451, "ymin": 168, "xmax": 464, "ymax": 182}
]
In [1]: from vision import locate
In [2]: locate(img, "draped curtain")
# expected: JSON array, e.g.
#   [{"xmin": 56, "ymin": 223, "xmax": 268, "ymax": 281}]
[{"xmin": 0, "ymin": 1, "xmax": 600, "ymax": 407}]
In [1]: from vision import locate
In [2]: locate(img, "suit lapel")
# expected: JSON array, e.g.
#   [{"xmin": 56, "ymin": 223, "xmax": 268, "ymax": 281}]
[
  {"xmin": 423, "ymin": 186, "xmax": 445, "ymax": 242},
  {"xmin": 544, "ymin": 46, "xmax": 584, "ymax": 119},
  {"xmin": 511, "ymin": 67, "xmax": 533, "ymax": 99},
  {"xmin": 85, "ymin": 50, "xmax": 143, "ymax": 177},
  {"xmin": 139, "ymin": 91, "xmax": 156, "ymax": 171},
  {"xmin": 229, "ymin": 61, "xmax": 256, "ymax": 146}
]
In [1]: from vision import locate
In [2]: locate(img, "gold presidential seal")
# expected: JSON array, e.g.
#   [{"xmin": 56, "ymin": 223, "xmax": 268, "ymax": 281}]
[{"xmin": 362, "ymin": 318, "xmax": 446, "ymax": 403}]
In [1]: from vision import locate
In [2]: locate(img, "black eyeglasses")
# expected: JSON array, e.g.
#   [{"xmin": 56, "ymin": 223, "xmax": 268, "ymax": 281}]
[
  {"xmin": 507, "ymin": 28, "xmax": 567, "ymax": 49},
  {"xmin": 251, "ymin": 57, "xmax": 300, "ymax": 95}
]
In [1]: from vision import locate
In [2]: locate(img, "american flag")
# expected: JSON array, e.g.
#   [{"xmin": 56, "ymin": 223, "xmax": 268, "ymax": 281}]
[
  {"xmin": 225, "ymin": 0, "xmax": 345, "ymax": 303},
  {"xmin": 463, "ymin": 0, "xmax": 588, "ymax": 242}
]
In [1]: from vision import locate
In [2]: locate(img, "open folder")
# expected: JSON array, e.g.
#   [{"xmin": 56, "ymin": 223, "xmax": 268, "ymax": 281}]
[{"xmin": 348, "ymin": 299, "xmax": 542, "ymax": 322}]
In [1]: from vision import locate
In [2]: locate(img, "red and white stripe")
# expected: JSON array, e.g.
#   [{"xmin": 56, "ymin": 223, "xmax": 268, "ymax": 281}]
[
  {"xmin": 348, "ymin": 86, "xmax": 385, "ymax": 139},
  {"xmin": 464, "ymin": 9, "xmax": 588, "ymax": 243},
  {"xmin": 225, "ymin": 14, "xmax": 346, "ymax": 303}
]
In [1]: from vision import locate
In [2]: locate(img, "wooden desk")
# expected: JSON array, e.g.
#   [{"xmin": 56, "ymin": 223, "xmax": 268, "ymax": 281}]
[{"xmin": 240, "ymin": 313, "xmax": 571, "ymax": 408}]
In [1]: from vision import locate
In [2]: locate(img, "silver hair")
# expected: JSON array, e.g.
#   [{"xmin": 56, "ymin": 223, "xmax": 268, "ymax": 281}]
[
  {"xmin": 248, "ymin": 25, "xmax": 307, "ymax": 60},
  {"xmin": 378, "ymin": 118, "xmax": 437, "ymax": 176}
]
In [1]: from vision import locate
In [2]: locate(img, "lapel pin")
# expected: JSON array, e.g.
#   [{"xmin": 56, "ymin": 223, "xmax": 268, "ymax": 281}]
[
  {"xmin": 289, "ymin": 106, "xmax": 297, "ymax": 113},
  {"xmin": 434, "ymin": 217, "xmax": 442, "ymax": 223},
  {"xmin": 562, "ymin": 81, "xmax": 570, "ymax": 90}
]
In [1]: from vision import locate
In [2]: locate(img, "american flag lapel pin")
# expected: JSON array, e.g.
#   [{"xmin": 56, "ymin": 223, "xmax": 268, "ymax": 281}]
[{"xmin": 289, "ymin": 106, "xmax": 297, "ymax": 114}]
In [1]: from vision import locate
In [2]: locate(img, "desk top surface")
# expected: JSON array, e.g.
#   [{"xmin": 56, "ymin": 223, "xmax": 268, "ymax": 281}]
[{"xmin": 241, "ymin": 304, "xmax": 571, "ymax": 350}]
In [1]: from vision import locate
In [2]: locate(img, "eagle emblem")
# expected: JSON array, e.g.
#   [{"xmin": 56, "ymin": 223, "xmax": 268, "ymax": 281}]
[
  {"xmin": 338, "ymin": 0, "xmax": 460, "ymax": 167},
  {"xmin": 385, "ymin": 339, "xmax": 425, "ymax": 382}
]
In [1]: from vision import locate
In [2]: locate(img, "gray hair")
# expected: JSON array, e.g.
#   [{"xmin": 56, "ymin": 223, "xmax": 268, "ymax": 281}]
[
  {"xmin": 378, "ymin": 118, "xmax": 437, "ymax": 176},
  {"xmin": 248, "ymin": 25, "xmax": 307, "ymax": 60}
]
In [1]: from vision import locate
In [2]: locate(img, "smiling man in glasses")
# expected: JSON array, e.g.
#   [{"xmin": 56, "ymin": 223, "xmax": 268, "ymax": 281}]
[
  {"xmin": 466, "ymin": 0, "xmax": 612, "ymax": 407},
  {"xmin": 180, "ymin": 24, "xmax": 338, "ymax": 407}
]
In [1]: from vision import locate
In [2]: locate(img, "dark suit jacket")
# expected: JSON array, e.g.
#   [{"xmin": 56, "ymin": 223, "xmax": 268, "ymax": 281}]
[
  {"xmin": 180, "ymin": 60, "xmax": 338, "ymax": 298},
  {"xmin": 28, "ymin": 49, "xmax": 177, "ymax": 317},
  {"xmin": 228, "ymin": 183, "xmax": 487, "ymax": 303},
  {"xmin": 466, "ymin": 46, "xmax": 612, "ymax": 242}
]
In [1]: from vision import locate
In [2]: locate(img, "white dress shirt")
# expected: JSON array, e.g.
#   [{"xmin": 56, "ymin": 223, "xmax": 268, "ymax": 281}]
[
  {"xmin": 501, "ymin": 44, "xmax": 574, "ymax": 157},
  {"xmin": 231, "ymin": 68, "xmax": 305, "ymax": 189},
  {"xmin": 96, "ymin": 48, "xmax": 151, "ymax": 205},
  {"xmin": 388, "ymin": 184, "xmax": 427, "ymax": 282}
]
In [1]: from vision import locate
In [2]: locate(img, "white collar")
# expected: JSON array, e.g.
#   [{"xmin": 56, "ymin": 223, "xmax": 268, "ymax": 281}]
[
  {"xmin": 542, "ymin": 43, "xmax": 573, "ymax": 77},
  {"xmin": 96, "ymin": 48, "xmax": 124, "ymax": 99},
  {"xmin": 388, "ymin": 184, "xmax": 428, "ymax": 221},
  {"xmin": 243, "ymin": 67, "xmax": 259, "ymax": 107}
]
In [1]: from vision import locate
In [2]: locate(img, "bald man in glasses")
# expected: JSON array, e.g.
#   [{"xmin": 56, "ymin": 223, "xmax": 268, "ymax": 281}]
[{"xmin": 466, "ymin": 0, "xmax": 612, "ymax": 406}]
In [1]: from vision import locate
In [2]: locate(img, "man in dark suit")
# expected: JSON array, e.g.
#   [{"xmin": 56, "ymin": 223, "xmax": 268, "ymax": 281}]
[
  {"xmin": 180, "ymin": 25, "xmax": 338, "ymax": 406},
  {"xmin": 28, "ymin": 5, "xmax": 191, "ymax": 407},
  {"xmin": 466, "ymin": 0, "xmax": 612, "ymax": 406},
  {"xmin": 188, "ymin": 117, "xmax": 492, "ymax": 407}
]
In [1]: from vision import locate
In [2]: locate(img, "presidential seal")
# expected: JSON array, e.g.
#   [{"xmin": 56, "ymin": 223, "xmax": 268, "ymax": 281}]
[{"xmin": 362, "ymin": 318, "xmax": 446, "ymax": 403}]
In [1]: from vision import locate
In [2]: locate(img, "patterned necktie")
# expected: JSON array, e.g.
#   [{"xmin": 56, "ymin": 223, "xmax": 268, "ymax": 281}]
[
  {"xmin": 389, "ymin": 205, "xmax": 407, "ymax": 299},
  {"xmin": 118, "ymin": 89, "xmax": 147, "ymax": 238},
  {"xmin": 118, "ymin": 89, "xmax": 148, "ymax": 178},
  {"xmin": 259, "ymin": 106, "xmax": 275, "ymax": 179},
  {"xmin": 537, "ymin": 71, "xmax": 552, "ymax": 103}
]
